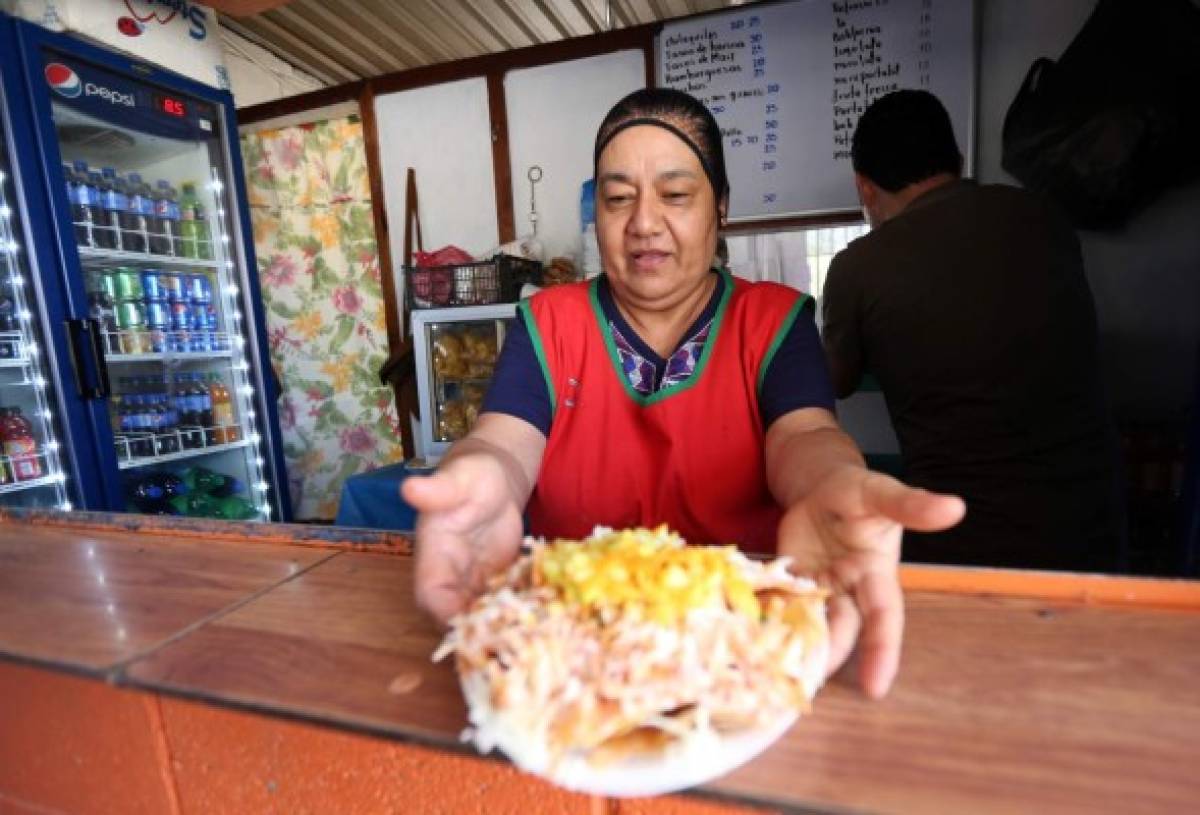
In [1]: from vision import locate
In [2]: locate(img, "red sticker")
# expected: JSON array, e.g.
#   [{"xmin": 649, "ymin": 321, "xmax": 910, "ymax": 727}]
[{"xmin": 117, "ymin": 16, "xmax": 145, "ymax": 37}]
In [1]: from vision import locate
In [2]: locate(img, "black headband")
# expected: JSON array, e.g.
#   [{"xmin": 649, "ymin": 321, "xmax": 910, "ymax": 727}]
[{"xmin": 593, "ymin": 117, "xmax": 726, "ymax": 205}]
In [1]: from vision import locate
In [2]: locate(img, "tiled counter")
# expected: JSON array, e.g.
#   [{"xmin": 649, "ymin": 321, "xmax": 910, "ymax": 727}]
[{"xmin": 1, "ymin": 511, "xmax": 1198, "ymax": 814}]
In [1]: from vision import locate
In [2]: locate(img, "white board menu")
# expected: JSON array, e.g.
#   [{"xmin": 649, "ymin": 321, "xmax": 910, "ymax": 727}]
[{"xmin": 658, "ymin": 0, "xmax": 976, "ymax": 221}]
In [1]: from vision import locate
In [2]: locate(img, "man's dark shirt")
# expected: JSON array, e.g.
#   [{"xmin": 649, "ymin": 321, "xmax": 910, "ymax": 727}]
[{"xmin": 822, "ymin": 180, "xmax": 1123, "ymax": 571}]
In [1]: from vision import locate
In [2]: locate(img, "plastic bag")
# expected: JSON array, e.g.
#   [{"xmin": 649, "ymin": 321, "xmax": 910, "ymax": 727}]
[{"xmin": 410, "ymin": 246, "xmax": 474, "ymax": 307}]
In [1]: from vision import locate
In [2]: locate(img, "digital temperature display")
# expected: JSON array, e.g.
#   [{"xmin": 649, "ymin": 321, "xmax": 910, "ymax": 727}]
[{"xmin": 156, "ymin": 95, "xmax": 186, "ymax": 117}]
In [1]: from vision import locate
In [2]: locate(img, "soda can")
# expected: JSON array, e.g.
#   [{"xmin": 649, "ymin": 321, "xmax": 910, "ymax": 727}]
[
  {"xmin": 97, "ymin": 271, "xmax": 118, "ymax": 300},
  {"xmin": 115, "ymin": 300, "xmax": 145, "ymax": 330},
  {"xmin": 188, "ymin": 274, "xmax": 212, "ymax": 305},
  {"xmin": 140, "ymin": 269, "xmax": 163, "ymax": 302},
  {"xmin": 189, "ymin": 303, "xmax": 210, "ymax": 351},
  {"xmin": 160, "ymin": 273, "xmax": 184, "ymax": 303},
  {"xmin": 169, "ymin": 301, "xmax": 191, "ymax": 332},
  {"xmin": 114, "ymin": 268, "xmax": 143, "ymax": 301},
  {"xmin": 145, "ymin": 300, "xmax": 169, "ymax": 331}
]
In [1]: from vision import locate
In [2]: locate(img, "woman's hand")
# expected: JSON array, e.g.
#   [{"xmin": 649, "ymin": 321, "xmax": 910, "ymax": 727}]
[
  {"xmin": 404, "ymin": 413, "xmax": 546, "ymax": 624},
  {"xmin": 778, "ymin": 465, "xmax": 964, "ymax": 698}
]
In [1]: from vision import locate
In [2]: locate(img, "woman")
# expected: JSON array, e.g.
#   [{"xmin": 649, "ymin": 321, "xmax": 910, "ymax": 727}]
[{"xmin": 404, "ymin": 88, "xmax": 964, "ymax": 698}]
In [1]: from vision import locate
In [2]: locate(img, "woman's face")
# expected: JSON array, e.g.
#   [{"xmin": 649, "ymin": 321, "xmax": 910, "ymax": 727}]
[{"xmin": 596, "ymin": 125, "xmax": 723, "ymax": 311}]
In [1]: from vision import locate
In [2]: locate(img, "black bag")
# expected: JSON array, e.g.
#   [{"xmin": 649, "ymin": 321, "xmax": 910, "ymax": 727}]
[{"xmin": 1001, "ymin": 0, "xmax": 1200, "ymax": 229}]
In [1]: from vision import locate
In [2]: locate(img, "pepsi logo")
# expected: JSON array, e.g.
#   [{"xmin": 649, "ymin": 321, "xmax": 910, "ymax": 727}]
[{"xmin": 44, "ymin": 63, "xmax": 82, "ymax": 98}]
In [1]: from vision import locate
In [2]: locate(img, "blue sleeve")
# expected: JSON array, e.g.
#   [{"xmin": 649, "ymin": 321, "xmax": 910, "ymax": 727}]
[
  {"xmin": 480, "ymin": 308, "xmax": 553, "ymax": 437},
  {"xmin": 760, "ymin": 297, "xmax": 837, "ymax": 427}
]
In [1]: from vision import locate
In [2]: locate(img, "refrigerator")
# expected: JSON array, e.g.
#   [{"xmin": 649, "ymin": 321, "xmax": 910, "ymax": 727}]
[
  {"xmin": 410, "ymin": 304, "xmax": 515, "ymax": 462},
  {"xmin": 0, "ymin": 14, "xmax": 291, "ymax": 521}
]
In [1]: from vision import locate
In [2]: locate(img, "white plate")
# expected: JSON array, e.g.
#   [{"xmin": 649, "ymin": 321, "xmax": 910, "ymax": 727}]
[{"xmin": 461, "ymin": 635, "xmax": 828, "ymax": 798}]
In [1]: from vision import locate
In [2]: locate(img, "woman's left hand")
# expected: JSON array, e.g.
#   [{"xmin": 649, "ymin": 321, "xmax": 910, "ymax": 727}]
[{"xmin": 777, "ymin": 465, "xmax": 965, "ymax": 699}]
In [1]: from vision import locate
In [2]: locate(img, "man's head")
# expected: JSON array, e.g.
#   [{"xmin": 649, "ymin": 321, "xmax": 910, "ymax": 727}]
[{"xmin": 851, "ymin": 90, "xmax": 963, "ymax": 226}]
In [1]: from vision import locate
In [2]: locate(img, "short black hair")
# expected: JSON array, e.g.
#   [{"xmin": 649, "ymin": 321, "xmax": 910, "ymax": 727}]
[
  {"xmin": 594, "ymin": 87, "xmax": 729, "ymax": 208},
  {"xmin": 851, "ymin": 90, "xmax": 963, "ymax": 192}
]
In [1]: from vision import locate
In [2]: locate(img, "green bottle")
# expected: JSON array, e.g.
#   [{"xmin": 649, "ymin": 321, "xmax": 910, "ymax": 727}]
[
  {"xmin": 214, "ymin": 496, "xmax": 257, "ymax": 520},
  {"xmin": 178, "ymin": 182, "xmax": 211, "ymax": 259}
]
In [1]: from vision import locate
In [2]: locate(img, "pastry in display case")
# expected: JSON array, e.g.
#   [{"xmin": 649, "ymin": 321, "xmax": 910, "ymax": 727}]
[{"xmin": 411, "ymin": 304, "xmax": 516, "ymax": 462}]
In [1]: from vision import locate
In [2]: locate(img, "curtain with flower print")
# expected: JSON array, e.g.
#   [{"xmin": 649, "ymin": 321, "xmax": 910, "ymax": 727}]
[{"xmin": 240, "ymin": 116, "xmax": 403, "ymax": 520}]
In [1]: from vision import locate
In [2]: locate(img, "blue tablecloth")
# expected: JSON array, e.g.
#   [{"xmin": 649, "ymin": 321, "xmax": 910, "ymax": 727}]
[{"xmin": 335, "ymin": 462, "xmax": 421, "ymax": 531}]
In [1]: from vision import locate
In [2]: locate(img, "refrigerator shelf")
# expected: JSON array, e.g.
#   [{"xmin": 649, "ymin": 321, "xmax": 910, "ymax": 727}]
[
  {"xmin": 0, "ymin": 357, "xmax": 32, "ymax": 370},
  {"xmin": 116, "ymin": 436, "xmax": 251, "ymax": 470},
  {"xmin": 79, "ymin": 246, "xmax": 220, "ymax": 270},
  {"xmin": 0, "ymin": 472, "xmax": 62, "ymax": 496},
  {"xmin": 106, "ymin": 349, "xmax": 233, "ymax": 364}
]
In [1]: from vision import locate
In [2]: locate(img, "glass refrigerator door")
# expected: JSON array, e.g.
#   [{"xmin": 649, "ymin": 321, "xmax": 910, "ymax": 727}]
[
  {"xmin": 0, "ymin": 137, "xmax": 70, "ymax": 509},
  {"xmin": 41, "ymin": 47, "xmax": 273, "ymax": 520},
  {"xmin": 412, "ymin": 304, "xmax": 514, "ymax": 461}
]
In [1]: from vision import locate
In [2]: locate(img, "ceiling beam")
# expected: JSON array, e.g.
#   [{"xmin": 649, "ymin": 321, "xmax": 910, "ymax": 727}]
[{"xmin": 234, "ymin": 15, "xmax": 360, "ymax": 83}]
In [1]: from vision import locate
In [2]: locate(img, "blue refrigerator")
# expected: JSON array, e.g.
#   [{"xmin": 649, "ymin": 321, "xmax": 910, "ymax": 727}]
[{"xmin": 0, "ymin": 13, "xmax": 291, "ymax": 522}]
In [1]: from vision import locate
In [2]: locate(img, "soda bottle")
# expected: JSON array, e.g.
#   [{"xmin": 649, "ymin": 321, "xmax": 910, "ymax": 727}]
[
  {"xmin": 89, "ymin": 171, "xmax": 118, "ymax": 250},
  {"xmin": 213, "ymin": 496, "xmax": 256, "ymax": 520},
  {"xmin": 189, "ymin": 373, "xmax": 214, "ymax": 443},
  {"xmin": 176, "ymin": 374, "xmax": 204, "ymax": 449},
  {"xmin": 169, "ymin": 491, "xmax": 217, "ymax": 517},
  {"xmin": 100, "ymin": 168, "xmax": 128, "ymax": 252},
  {"xmin": 151, "ymin": 181, "xmax": 173, "ymax": 255},
  {"xmin": 1, "ymin": 406, "xmax": 43, "ymax": 480},
  {"xmin": 155, "ymin": 181, "xmax": 181, "ymax": 256},
  {"xmin": 178, "ymin": 182, "xmax": 212, "ymax": 260},
  {"xmin": 179, "ymin": 182, "xmax": 200, "ymax": 259},
  {"xmin": 69, "ymin": 159, "xmax": 96, "ymax": 247},
  {"xmin": 209, "ymin": 373, "xmax": 237, "ymax": 443},
  {"xmin": 122, "ymin": 172, "xmax": 151, "ymax": 254}
]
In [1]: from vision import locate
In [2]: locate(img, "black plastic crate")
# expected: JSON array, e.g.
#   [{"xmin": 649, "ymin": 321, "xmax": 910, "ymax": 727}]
[{"xmin": 404, "ymin": 254, "xmax": 542, "ymax": 310}]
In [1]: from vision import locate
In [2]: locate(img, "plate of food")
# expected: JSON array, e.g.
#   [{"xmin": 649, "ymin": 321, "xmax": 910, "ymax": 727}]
[{"xmin": 433, "ymin": 526, "xmax": 829, "ymax": 797}]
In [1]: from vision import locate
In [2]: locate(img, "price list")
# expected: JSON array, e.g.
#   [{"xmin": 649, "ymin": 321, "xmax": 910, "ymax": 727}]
[
  {"xmin": 831, "ymin": 0, "xmax": 938, "ymax": 161},
  {"xmin": 658, "ymin": 0, "xmax": 974, "ymax": 219},
  {"xmin": 660, "ymin": 11, "xmax": 785, "ymax": 214}
]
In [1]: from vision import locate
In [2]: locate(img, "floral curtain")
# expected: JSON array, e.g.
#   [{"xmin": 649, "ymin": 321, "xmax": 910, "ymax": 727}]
[{"xmin": 240, "ymin": 116, "xmax": 404, "ymax": 520}]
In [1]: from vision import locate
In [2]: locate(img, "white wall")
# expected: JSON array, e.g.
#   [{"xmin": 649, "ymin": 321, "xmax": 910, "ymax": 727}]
[
  {"xmin": 220, "ymin": 27, "xmax": 324, "ymax": 109},
  {"xmin": 977, "ymin": 0, "xmax": 1200, "ymax": 424},
  {"xmin": 372, "ymin": 78, "xmax": 499, "ymax": 328},
  {"xmin": 505, "ymin": 51, "xmax": 646, "ymax": 261}
]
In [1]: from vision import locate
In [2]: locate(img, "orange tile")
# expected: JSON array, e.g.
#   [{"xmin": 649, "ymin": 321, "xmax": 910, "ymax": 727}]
[
  {"xmin": 0, "ymin": 660, "xmax": 175, "ymax": 815},
  {"xmin": 158, "ymin": 695, "xmax": 594, "ymax": 815}
]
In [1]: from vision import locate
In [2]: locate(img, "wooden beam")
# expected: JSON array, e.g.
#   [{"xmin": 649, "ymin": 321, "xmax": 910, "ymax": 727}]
[
  {"xmin": 357, "ymin": 84, "xmax": 400, "ymax": 354},
  {"xmin": 486, "ymin": 74, "xmax": 517, "ymax": 245},
  {"xmin": 369, "ymin": 22, "xmax": 661, "ymax": 97}
]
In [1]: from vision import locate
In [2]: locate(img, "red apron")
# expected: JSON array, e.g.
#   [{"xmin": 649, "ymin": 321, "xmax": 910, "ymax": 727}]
[{"xmin": 523, "ymin": 271, "xmax": 808, "ymax": 555}]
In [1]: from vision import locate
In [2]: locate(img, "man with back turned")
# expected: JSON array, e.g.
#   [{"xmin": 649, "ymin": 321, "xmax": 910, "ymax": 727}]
[{"xmin": 821, "ymin": 90, "xmax": 1124, "ymax": 571}]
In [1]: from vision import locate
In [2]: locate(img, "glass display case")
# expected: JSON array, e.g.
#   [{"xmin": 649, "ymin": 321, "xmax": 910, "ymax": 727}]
[{"xmin": 410, "ymin": 304, "xmax": 516, "ymax": 462}]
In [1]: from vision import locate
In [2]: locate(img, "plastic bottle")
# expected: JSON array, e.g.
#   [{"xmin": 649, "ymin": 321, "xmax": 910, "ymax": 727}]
[
  {"xmin": 172, "ymin": 374, "xmax": 199, "ymax": 449},
  {"xmin": 153, "ymin": 180, "xmax": 180, "ymax": 256},
  {"xmin": 209, "ymin": 372, "xmax": 237, "ymax": 443},
  {"xmin": 1, "ymin": 406, "xmax": 42, "ymax": 480},
  {"xmin": 178, "ymin": 182, "xmax": 201, "ymax": 259},
  {"xmin": 120, "ymin": 172, "xmax": 149, "ymax": 254},
  {"xmin": 190, "ymin": 373, "xmax": 214, "ymax": 443},
  {"xmin": 100, "ymin": 168, "xmax": 128, "ymax": 252},
  {"xmin": 90, "ymin": 171, "xmax": 118, "ymax": 250},
  {"xmin": 213, "ymin": 496, "xmax": 256, "ymax": 520},
  {"xmin": 70, "ymin": 161, "xmax": 97, "ymax": 248}
]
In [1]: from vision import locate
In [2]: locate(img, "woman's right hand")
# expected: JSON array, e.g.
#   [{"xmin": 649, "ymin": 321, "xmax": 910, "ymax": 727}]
[{"xmin": 402, "ymin": 414, "xmax": 546, "ymax": 624}]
